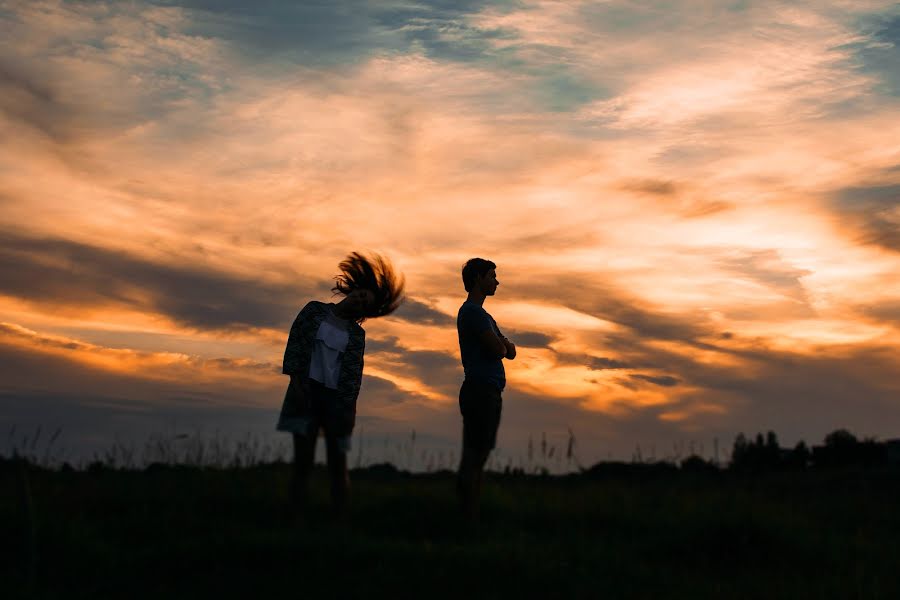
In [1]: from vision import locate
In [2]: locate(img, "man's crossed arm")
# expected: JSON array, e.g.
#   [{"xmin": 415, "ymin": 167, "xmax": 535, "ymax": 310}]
[{"xmin": 480, "ymin": 329, "xmax": 516, "ymax": 360}]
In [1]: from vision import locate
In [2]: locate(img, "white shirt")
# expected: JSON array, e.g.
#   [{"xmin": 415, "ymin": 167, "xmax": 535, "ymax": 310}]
[{"xmin": 308, "ymin": 308, "xmax": 349, "ymax": 389}]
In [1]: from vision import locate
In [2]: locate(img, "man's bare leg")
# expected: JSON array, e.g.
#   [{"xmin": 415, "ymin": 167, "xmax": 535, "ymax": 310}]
[{"xmin": 457, "ymin": 446, "xmax": 490, "ymax": 522}]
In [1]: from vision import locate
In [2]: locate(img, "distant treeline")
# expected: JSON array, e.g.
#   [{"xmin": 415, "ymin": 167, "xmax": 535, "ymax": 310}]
[
  {"xmin": 567, "ymin": 429, "xmax": 900, "ymax": 479},
  {"xmin": 725, "ymin": 429, "xmax": 900, "ymax": 472}
]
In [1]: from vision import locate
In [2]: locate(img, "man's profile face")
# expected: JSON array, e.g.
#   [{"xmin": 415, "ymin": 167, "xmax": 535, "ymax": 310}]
[{"xmin": 478, "ymin": 268, "xmax": 499, "ymax": 296}]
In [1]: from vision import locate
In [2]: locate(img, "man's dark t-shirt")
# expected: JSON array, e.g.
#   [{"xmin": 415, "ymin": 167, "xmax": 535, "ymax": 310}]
[{"xmin": 457, "ymin": 300, "xmax": 506, "ymax": 391}]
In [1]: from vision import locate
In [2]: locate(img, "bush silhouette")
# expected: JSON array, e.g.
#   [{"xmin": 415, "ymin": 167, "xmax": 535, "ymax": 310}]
[
  {"xmin": 730, "ymin": 431, "xmax": 784, "ymax": 471},
  {"xmin": 813, "ymin": 429, "xmax": 886, "ymax": 468}
]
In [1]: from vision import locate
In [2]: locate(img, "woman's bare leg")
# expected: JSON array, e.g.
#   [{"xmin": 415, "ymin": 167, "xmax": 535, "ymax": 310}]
[
  {"xmin": 291, "ymin": 432, "xmax": 316, "ymax": 515},
  {"xmin": 325, "ymin": 438, "xmax": 350, "ymax": 517}
]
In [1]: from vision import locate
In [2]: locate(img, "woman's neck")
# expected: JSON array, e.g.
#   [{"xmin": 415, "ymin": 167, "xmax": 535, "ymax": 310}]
[{"xmin": 331, "ymin": 300, "xmax": 352, "ymax": 321}]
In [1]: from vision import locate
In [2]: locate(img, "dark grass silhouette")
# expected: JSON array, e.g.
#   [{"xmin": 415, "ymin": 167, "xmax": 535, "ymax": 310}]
[{"xmin": 3, "ymin": 440, "xmax": 900, "ymax": 599}]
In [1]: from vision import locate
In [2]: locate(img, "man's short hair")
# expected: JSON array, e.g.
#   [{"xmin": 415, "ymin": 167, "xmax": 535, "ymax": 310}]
[{"xmin": 462, "ymin": 258, "xmax": 496, "ymax": 292}]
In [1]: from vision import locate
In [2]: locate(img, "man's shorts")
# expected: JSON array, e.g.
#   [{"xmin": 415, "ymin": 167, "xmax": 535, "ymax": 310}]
[
  {"xmin": 459, "ymin": 379, "xmax": 503, "ymax": 453},
  {"xmin": 277, "ymin": 378, "xmax": 352, "ymax": 452}
]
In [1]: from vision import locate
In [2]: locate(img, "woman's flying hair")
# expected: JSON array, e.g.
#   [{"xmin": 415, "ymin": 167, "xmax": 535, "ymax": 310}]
[{"xmin": 333, "ymin": 251, "xmax": 406, "ymax": 320}]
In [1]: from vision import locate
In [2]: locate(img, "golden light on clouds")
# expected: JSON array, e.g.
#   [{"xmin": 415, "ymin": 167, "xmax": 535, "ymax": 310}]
[{"xmin": 2, "ymin": 0, "xmax": 899, "ymax": 459}]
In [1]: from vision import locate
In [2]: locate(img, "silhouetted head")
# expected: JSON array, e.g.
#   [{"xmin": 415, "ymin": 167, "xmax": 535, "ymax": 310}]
[
  {"xmin": 462, "ymin": 257, "xmax": 498, "ymax": 296},
  {"xmin": 332, "ymin": 252, "xmax": 405, "ymax": 321}
]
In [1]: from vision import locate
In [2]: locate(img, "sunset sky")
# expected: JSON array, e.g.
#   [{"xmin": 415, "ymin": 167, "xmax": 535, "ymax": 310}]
[{"xmin": 2, "ymin": 0, "xmax": 899, "ymax": 466}]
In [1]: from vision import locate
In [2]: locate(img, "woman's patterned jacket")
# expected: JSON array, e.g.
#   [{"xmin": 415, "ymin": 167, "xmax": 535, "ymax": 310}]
[{"xmin": 277, "ymin": 301, "xmax": 365, "ymax": 436}]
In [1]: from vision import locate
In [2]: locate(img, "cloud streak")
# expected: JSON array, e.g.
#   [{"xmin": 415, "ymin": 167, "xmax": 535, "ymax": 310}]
[{"xmin": 0, "ymin": 230, "xmax": 316, "ymax": 331}]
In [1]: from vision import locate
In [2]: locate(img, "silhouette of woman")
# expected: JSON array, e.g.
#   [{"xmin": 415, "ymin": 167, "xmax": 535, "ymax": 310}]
[{"xmin": 277, "ymin": 252, "xmax": 404, "ymax": 518}]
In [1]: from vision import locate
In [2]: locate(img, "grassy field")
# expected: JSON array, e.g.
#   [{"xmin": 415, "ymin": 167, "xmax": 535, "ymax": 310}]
[{"xmin": 3, "ymin": 458, "xmax": 899, "ymax": 599}]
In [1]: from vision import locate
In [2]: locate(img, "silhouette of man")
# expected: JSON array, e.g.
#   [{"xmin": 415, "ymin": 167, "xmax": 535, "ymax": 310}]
[{"xmin": 456, "ymin": 258, "xmax": 515, "ymax": 520}]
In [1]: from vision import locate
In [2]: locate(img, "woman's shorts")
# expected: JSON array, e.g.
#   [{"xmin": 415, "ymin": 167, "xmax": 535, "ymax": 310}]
[{"xmin": 277, "ymin": 379, "xmax": 353, "ymax": 452}]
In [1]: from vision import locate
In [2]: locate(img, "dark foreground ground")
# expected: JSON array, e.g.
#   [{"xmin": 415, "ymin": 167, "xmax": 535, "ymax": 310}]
[{"xmin": 2, "ymin": 459, "xmax": 899, "ymax": 599}]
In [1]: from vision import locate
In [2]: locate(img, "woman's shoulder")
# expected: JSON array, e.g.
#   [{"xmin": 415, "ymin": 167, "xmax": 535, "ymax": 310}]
[
  {"xmin": 301, "ymin": 300, "xmax": 330, "ymax": 314},
  {"xmin": 292, "ymin": 301, "xmax": 330, "ymax": 326}
]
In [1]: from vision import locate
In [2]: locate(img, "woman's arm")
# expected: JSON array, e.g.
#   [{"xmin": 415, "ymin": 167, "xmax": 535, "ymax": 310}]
[{"xmin": 283, "ymin": 302, "xmax": 316, "ymax": 375}]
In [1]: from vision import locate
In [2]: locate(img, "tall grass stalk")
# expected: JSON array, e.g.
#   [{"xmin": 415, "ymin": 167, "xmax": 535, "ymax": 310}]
[{"xmin": 18, "ymin": 459, "xmax": 38, "ymax": 591}]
